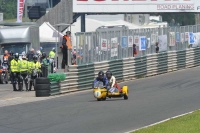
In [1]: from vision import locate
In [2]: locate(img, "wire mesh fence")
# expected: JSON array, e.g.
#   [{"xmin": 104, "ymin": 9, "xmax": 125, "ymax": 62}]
[{"xmin": 72, "ymin": 25, "xmax": 200, "ymax": 65}]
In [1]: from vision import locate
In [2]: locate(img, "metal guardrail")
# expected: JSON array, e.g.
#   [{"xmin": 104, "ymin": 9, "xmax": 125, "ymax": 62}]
[
  {"xmin": 50, "ymin": 81, "xmax": 60, "ymax": 95},
  {"xmin": 50, "ymin": 47, "xmax": 200, "ymax": 95}
]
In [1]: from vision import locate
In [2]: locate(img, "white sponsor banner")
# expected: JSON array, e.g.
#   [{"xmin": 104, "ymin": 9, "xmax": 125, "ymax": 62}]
[
  {"xmin": 101, "ymin": 39, "xmax": 107, "ymax": 51},
  {"xmin": 169, "ymin": 32, "xmax": 175, "ymax": 46},
  {"xmin": 192, "ymin": 33, "xmax": 200, "ymax": 47},
  {"xmin": 147, "ymin": 38, "xmax": 151, "ymax": 48},
  {"xmin": 73, "ymin": 0, "xmax": 200, "ymax": 13},
  {"xmin": 134, "ymin": 36, "xmax": 139, "ymax": 46},
  {"xmin": 111, "ymin": 48, "xmax": 118, "ymax": 57},
  {"xmin": 181, "ymin": 33, "xmax": 185, "ymax": 43},
  {"xmin": 111, "ymin": 37, "xmax": 118, "ymax": 48},
  {"xmin": 185, "ymin": 32, "xmax": 189, "ymax": 41},
  {"xmin": 128, "ymin": 36, "xmax": 133, "ymax": 47},
  {"xmin": 17, "ymin": 0, "xmax": 25, "ymax": 23},
  {"xmin": 158, "ymin": 35, "xmax": 168, "ymax": 51},
  {"xmin": 151, "ymin": 34, "xmax": 158, "ymax": 44}
]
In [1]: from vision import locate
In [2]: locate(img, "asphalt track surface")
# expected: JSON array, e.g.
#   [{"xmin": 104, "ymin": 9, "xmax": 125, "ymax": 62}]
[{"xmin": 1, "ymin": 67, "xmax": 200, "ymax": 133}]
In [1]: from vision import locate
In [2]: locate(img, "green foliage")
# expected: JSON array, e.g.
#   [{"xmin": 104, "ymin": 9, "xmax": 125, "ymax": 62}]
[
  {"xmin": 48, "ymin": 73, "xmax": 66, "ymax": 82},
  {"xmin": 0, "ymin": 0, "xmax": 17, "ymax": 20},
  {"xmin": 151, "ymin": 13, "xmax": 195, "ymax": 26}
]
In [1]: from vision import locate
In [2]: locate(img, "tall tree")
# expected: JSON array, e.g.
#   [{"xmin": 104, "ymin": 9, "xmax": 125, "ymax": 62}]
[
  {"xmin": 0, "ymin": 0, "xmax": 17, "ymax": 20},
  {"xmin": 151, "ymin": 13, "xmax": 195, "ymax": 26}
]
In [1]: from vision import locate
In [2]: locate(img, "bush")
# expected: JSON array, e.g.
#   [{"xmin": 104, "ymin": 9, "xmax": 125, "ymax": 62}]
[{"xmin": 48, "ymin": 73, "xmax": 66, "ymax": 82}]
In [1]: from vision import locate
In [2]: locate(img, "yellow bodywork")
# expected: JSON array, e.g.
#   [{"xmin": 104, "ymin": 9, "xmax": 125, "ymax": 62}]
[{"xmin": 93, "ymin": 85, "xmax": 129, "ymax": 100}]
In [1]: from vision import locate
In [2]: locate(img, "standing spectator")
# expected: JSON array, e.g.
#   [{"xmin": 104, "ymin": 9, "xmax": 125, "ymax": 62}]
[
  {"xmin": 26, "ymin": 48, "xmax": 35, "ymax": 61},
  {"xmin": 156, "ymin": 42, "xmax": 159, "ymax": 53},
  {"xmin": 61, "ymin": 31, "xmax": 72, "ymax": 72},
  {"xmin": 133, "ymin": 44, "xmax": 137, "ymax": 57}
]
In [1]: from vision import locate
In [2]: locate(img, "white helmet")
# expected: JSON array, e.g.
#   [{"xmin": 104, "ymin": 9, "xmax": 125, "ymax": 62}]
[
  {"xmin": 22, "ymin": 55, "xmax": 26, "ymax": 59},
  {"xmin": 22, "ymin": 51, "xmax": 26, "ymax": 56},
  {"xmin": 36, "ymin": 50, "xmax": 41, "ymax": 56}
]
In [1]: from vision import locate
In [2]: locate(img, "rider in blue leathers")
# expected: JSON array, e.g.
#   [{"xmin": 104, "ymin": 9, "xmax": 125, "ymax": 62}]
[{"xmin": 93, "ymin": 71, "xmax": 109, "ymax": 88}]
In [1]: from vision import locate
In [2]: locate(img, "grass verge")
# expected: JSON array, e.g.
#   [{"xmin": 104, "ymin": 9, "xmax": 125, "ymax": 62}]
[{"xmin": 132, "ymin": 110, "xmax": 200, "ymax": 133}]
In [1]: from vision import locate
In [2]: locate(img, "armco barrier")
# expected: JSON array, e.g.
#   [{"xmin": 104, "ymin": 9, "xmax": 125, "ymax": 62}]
[
  {"xmin": 50, "ymin": 82, "xmax": 60, "ymax": 95},
  {"xmin": 53, "ymin": 48, "xmax": 200, "ymax": 95}
]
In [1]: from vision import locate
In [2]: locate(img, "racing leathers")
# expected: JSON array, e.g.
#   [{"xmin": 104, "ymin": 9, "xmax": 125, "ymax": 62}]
[
  {"xmin": 107, "ymin": 76, "xmax": 122, "ymax": 92},
  {"xmin": 93, "ymin": 76, "xmax": 109, "ymax": 88},
  {"xmin": 2, "ymin": 54, "xmax": 9, "ymax": 67}
]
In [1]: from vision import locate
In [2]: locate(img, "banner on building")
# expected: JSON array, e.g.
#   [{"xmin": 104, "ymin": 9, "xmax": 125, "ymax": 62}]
[{"xmin": 17, "ymin": 0, "xmax": 25, "ymax": 23}]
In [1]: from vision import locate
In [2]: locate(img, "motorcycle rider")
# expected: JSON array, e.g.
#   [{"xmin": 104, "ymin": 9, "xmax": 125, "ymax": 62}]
[
  {"xmin": 10, "ymin": 53, "xmax": 20, "ymax": 91},
  {"xmin": 36, "ymin": 47, "xmax": 43, "ymax": 62},
  {"xmin": 29, "ymin": 55, "xmax": 41, "ymax": 91},
  {"xmin": 106, "ymin": 71, "xmax": 122, "ymax": 93},
  {"xmin": 2, "ymin": 50, "xmax": 9, "ymax": 66},
  {"xmin": 19, "ymin": 55, "xmax": 29, "ymax": 91},
  {"xmin": 93, "ymin": 71, "xmax": 109, "ymax": 87}
]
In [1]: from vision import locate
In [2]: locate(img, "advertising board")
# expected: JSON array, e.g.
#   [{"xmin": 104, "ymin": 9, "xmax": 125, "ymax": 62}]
[{"xmin": 73, "ymin": 0, "xmax": 200, "ymax": 13}]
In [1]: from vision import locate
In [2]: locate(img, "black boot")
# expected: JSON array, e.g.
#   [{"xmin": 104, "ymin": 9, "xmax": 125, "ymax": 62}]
[
  {"xmin": 13, "ymin": 84, "xmax": 17, "ymax": 91},
  {"xmin": 29, "ymin": 81, "xmax": 32, "ymax": 91}
]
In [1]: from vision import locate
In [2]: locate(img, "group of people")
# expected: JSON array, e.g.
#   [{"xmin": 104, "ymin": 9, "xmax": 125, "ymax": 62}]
[
  {"xmin": 10, "ymin": 53, "xmax": 41, "ymax": 91},
  {"xmin": 0, "ymin": 46, "xmax": 57, "ymax": 91},
  {"xmin": 94, "ymin": 71, "xmax": 122, "ymax": 93}
]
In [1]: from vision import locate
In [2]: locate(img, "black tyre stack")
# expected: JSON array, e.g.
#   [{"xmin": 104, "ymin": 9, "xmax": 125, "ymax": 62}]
[{"xmin": 35, "ymin": 77, "xmax": 50, "ymax": 97}]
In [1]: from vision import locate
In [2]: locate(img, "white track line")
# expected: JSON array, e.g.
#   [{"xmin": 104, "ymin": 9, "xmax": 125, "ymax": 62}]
[{"xmin": 124, "ymin": 110, "xmax": 199, "ymax": 133}]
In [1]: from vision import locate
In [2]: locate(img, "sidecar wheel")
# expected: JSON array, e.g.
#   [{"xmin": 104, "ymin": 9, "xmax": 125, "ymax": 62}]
[
  {"xmin": 102, "ymin": 98, "xmax": 106, "ymax": 101},
  {"xmin": 124, "ymin": 94, "xmax": 128, "ymax": 100},
  {"xmin": 97, "ymin": 98, "xmax": 101, "ymax": 101}
]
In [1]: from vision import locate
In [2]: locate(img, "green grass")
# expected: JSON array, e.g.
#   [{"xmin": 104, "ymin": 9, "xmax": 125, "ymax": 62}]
[{"xmin": 132, "ymin": 110, "xmax": 200, "ymax": 133}]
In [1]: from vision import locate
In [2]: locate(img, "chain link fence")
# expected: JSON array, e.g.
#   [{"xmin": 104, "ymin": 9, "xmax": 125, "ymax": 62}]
[{"xmin": 73, "ymin": 25, "xmax": 200, "ymax": 65}]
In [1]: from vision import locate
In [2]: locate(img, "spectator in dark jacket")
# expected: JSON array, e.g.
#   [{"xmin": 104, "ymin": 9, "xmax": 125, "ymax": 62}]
[
  {"xmin": 26, "ymin": 48, "xmax": 35, "ymax": 61},
  {"xmin": 133, "ymin": 44, "xmax": 137, "ymax": 57},
  {"xmin": 156, "ymin": 42, "xmax": 159, "ymax": 53},
  {"xmin": 61, "ymin": 31, "xmax": 72, "ymax": 72}
]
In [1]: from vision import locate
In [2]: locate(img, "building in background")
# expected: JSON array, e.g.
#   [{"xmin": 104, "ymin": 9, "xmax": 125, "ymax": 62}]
[
  {"xmin": 26, "ymin": 0, "xmax": 61, "ymax": 18},
  {"xmin": 125, "ymin": 14, "xmax": 150, "ymax": 25}
]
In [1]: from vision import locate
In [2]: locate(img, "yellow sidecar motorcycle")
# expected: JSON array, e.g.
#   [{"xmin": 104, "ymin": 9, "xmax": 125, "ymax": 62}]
[{"xmin": 93, "ymin": 81, "xmax": 128, "ymax": 101}]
